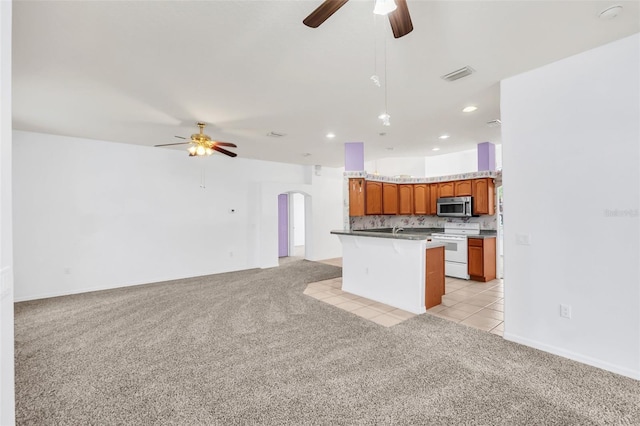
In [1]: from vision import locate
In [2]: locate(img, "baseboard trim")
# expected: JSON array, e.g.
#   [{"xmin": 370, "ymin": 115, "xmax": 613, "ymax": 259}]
[
  {"xmin": 503, "ymin": 332, "xmax": 640, "ymax": 380},
  {"xmin": 14, "ymin": 282, "xmax": 143, "ymax": 303},
  {"xmin": 14, "ymin": 267, "xmax": 253, "ymax": 303}
]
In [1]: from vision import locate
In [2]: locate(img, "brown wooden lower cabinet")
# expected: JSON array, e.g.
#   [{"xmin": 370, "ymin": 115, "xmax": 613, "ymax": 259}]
[
  {"xmin": 468, "ymin": 237, "xmax": 496, "ymax": 282},
  {"xmin": 425, "ymin": 246, "xmax": 445, "ymax": 309}
]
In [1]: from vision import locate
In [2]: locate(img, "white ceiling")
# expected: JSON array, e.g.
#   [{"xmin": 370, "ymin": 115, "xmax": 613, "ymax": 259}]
[{"xmin": 12, "ymin": 0, "xmax": 640, "ymax": 167}]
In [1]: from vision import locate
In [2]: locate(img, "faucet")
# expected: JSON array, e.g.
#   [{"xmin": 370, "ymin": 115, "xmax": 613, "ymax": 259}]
[{"xmin": 392, "ymin": 224, "xmax": 404, "ymax": 235}]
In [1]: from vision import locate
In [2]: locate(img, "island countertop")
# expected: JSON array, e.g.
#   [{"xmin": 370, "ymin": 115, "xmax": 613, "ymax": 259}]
[
  {"xmin": 330, "ymin": 230, "xmax": 446, "ymax": 248},
  {"xmin": 332, "ymin": 228, "xmax": 497, "ymax": 240},
  {"xmin": 332, "ymin": 232, "xmax": 446, "ymax": 313}
]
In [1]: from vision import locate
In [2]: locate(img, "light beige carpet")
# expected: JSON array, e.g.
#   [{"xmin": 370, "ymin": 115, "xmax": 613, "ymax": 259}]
[{"xmin": 14, "ymin": 260, "xmax": 640, "ymax": 425}]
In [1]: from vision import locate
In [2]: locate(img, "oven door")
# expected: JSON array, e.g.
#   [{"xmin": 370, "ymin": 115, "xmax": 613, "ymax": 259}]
[
  {"xmin": 431, "ymin": 234, "xmax": 468, "ymax": 264},
  {"xmin": 431, "ymin": 234, "xmax": 469, "ymax": 279}
]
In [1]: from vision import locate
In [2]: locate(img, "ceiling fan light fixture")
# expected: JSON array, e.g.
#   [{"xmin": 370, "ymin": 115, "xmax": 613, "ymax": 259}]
[
  {"xmin": 373, "ymin": 0, "xmax": 397, "ymax": 16},
  {"xmin": 156, "ymin": 122, "xmax": 238, "ymax": 158}
]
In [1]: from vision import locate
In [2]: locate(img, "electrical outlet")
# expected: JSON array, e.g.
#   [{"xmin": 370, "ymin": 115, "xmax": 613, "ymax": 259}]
[{"xmin": 560, "ymin": 304, "xmax": 572, "ymax": 319}]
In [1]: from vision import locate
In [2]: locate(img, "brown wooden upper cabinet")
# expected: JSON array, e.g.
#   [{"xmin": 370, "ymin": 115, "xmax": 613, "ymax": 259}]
[
  {"xmin": 365, "ymin": 181, "xmax": 383, "ymax": 215},
  {"xmin": 398, "ymin": 184, "xmax": 413, "ymax": 215},
  {"xmin": 382, "ymin": 183, "xmax": 398, "ymax": 215},
  {"xmin": 437, "ymin": 181, "xmax": 455, "ymax": 198},
  {"xmin": 472, "ymin": 178, "xmax": 495, "ymax": 215},
  {"xmin": 454, "ymin": 179, "xmax": 472, "ymax": 196},
  {"xmin": 429, "ymin": 183, "xmax": 438, "ymax": 215},
  {"xmin": 348, "ymin": 178, "xmax": 365, "ymax": 216},
  {"xmin": 413, "ymin": 184, "xmax": 429, "ymax": 215}
]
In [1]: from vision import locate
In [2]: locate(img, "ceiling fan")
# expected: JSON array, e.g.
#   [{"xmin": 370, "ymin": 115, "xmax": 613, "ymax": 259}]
[
  {"xmin": 303, "ymin": 0, "xmax": 413, "ymax": 39},
  {"xmin": 154, "ymin": 122, "xmax": 237, "ymax": 158}
]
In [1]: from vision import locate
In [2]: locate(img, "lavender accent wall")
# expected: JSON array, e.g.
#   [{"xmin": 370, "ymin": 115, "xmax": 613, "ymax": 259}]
[
  {"xmin": 277, "ymin": 193, "xmax": 288, "ymax": 257},
  {"xmin": 344, "ymin": 142, "xmax": 364, "ymax": 171},
  {"xmin": 477, "ymin": 142, "xmax": 496, "ymax": 171}
]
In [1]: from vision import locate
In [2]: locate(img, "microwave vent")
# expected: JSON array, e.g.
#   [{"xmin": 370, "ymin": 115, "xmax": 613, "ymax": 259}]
[{"xmin": 441, "ymin": 66, "xmax": 475, "ymax": 82}]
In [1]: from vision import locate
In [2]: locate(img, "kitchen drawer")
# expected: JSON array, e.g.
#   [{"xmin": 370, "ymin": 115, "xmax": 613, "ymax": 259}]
[{"xmin": 468, "ymin": 238, "xmax": 483, "ymax": 247}]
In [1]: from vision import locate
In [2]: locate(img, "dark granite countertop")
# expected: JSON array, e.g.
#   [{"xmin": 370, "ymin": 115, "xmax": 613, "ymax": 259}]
[
  {"xmin": 330, "ymin": 230, "xmax": 446, "ymax": 248},
  {"xmin": 340, "ymin": 227, "xmax": 498, "ymax": 239},
  {"xmin": 468, "ymin": 231, "xmax": 497, "ymax": 239}
]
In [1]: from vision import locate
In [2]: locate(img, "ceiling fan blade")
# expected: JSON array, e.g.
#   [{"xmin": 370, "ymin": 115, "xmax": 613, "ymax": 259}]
[
  {"xmin": 154, "ymin": 142, "xmax": 191, "ymax": 147},
  {"xmin": 388, "ymin": 0, "xmax": 413, "ymax": 39},
  {"xmin": 174, "ymin": 135, "xmax": 187, "ymax": 139},
  {"xmin": 213, "ymin": 145, "xmax": 237, "ymax": 158},
  {"xmin": 213, "ymin": 141, "xmax": 237, "ymax": 148},
  {"xmin": 303, "ymin": 0, "xmax": 350, "ymax": 28}
]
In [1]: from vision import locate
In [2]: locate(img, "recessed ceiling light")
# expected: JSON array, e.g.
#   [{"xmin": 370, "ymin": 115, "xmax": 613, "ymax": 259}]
[
  {"xmin": 432, "ymin": 147, "xmax": 440, "ymax": 151},
  {"xmin": 462, "ymin": 106, "xmax": 478, "ymax": 113},
  {"xmin": 438, "ymin": 134, "xmax": 450, "ymax": 140},
  {"xmin": 599, "ymin": 5, "xmax": 623, "ymax": 19},
  {"xmin": 326, "ymin": 132, "xmax": 336, "ymax": 139}
]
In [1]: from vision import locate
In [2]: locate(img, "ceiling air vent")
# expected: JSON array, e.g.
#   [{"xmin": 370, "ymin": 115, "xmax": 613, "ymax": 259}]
[
  {"xmin": 486, "ymin": 119, "xmax": 502, "ymax": 127},
  {"xmin": 266, "ymin": 131, "xmax": 286, "ymax": 137},
  {"xmin": 441, "ymin": 66, "xmax": 475, "ymax": 82}
]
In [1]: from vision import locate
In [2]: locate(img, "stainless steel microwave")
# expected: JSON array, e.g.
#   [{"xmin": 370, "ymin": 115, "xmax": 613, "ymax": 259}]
[{"xmin": 436, "ymin": 196, "xmax": 473, "ymax": 217}]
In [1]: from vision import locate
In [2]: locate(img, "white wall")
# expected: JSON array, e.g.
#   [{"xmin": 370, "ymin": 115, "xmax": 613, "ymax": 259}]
[
  {"xmin": 502, "ymin": 33, "xmax": 640, "ymax": 379},
  {"xmin": 0, "ymin": 0, "xmax": 15, "ymax": 423},
  {"xmin": 364, "ymin": 157, "xmax": 426, "ymax": 177},
  {"xmin": 13, "ymin": 131, "xmax": 343, "ymax": 301},
  {"xmin": 292, "ymin": 192, "xmax": 305, "ymax": 246},
  {"xmin": 309, "ymin": 166, "xmax": 344, "ymax": 260},
  {"xmin": 362, "ymin": 146, "xmax": 503, "ymax": 179},
  {"xmin": 425, "ymin": 145, "xmax": 502, "ymax": 178}
]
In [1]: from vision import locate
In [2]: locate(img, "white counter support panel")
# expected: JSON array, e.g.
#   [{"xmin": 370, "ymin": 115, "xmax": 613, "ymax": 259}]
[{"xmin": 336, "ymin": 234, "xmax": 443, "ymax": 314}]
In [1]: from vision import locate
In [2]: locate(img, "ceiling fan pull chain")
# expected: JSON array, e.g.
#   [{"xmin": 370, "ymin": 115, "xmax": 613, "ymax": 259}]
[{"xmin": 200, "ymin": 166, "xmax": 206, "ymax": 189}]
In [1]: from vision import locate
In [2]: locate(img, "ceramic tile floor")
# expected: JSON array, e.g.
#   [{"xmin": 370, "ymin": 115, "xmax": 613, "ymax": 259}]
[
  {"xmin": 303, "ymin": 278, "xmax": 417, "ymax": 327},
  {"xmin": 310, "ymin": 258, "xmax": 503, "ymax": 335},
  {"xmin": 427, "ymin": 277, "xmax": 504, "ymax": 336}
]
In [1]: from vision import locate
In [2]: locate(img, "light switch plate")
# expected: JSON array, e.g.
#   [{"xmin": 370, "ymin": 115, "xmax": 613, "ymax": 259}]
[{"xmin": 516, "ymin": 233, "xmax": 531, "ymax": 245}]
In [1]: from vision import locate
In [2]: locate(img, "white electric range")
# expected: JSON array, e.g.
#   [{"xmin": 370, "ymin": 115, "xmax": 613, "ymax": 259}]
[{"xmin": 430, "ymin": 223, "xmax": 481, "ymax": 279}]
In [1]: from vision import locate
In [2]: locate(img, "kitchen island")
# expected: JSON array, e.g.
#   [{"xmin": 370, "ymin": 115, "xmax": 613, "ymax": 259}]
[{"xmin": 331, "ymin": 230, "xmax": 445, "ymax": 314}]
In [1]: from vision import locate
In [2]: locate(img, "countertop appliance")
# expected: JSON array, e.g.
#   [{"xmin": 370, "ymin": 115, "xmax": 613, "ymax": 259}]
[
  {"xmin": 437, "ymin": 196, "xmax": 473, "ymax": 218},
  {"xmin": 430, "ymin": 223, "xmax": 481, "ymax": 279}
]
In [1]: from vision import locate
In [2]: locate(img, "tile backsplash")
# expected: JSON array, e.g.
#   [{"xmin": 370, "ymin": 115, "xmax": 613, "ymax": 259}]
[{"xmin": 350, "ymin": 214, "xmax": 497, "ymax": 231}]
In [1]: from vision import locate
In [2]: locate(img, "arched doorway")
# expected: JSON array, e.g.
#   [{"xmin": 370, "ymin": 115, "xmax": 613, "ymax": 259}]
[{"xmin": 277, "ymin": 191, "xmax": 308, "ymax": 263}]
